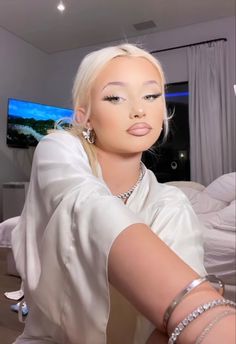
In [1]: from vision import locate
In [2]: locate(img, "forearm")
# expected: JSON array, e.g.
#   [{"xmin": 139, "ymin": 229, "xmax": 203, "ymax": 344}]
[
  {"xmin": 108, "ymin": 223, "xmax": 202, "ymax": 329},
  {"xmin": 108, "ymin": 223, "xmax": 235, "ymax": 343}
]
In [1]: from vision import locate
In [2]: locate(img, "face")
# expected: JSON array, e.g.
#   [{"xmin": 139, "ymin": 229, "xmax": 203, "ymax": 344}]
[{"xmin": 86, "ymin": 56, "xmax": 165, "ymax": 155}]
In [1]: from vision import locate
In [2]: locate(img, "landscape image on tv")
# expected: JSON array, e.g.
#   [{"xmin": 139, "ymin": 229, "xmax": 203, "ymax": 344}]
[{"xmin": 7, "ymin": 98, "xmax": 73, "ymax": 148}]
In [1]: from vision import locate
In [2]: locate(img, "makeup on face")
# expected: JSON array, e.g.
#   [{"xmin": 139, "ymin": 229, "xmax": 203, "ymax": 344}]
[
  {"xmin": 88, "ymin": 56, "xmax": 165, "ymax": 154},
  {"xmin": 126, "ymin": 122, "xmax": 152, "ymax": 136},
  {"xmin": 101, "ymin": 80, "xmax": 162, "ymax": 109}
]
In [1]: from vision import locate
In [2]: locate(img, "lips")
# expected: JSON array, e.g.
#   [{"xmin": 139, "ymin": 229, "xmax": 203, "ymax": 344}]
[{"xmin": 127, "ymin": 122, "xmax": 152, "ymax": 136}]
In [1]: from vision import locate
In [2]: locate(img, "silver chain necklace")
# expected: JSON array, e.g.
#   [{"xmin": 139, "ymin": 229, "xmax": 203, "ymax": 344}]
[{"xmin": 116, "ymin": 163, "xmax": 145, "ymax": 201}]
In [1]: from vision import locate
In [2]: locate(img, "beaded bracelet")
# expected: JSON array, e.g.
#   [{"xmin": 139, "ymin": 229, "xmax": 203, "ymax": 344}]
[
  {"xmin": 163, "ymin": 274, "xmax": 224, "ymax": 331},
  {"xmin": 195, "ymin": 309, "xmax": 236, "ymax": 344},
  {"xmin": 168, "ymin": 298, "xmax": 236, "ymax": 344}
]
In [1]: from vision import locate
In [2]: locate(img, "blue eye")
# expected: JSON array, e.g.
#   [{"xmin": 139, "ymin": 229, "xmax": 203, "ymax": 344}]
[
  {"xmin": 103, "ymin": 95, "xmax": 124, "ymax": 104},
  {"xmin": 143, "ymin": 93, "xmax": 162, "ymax": 101}
]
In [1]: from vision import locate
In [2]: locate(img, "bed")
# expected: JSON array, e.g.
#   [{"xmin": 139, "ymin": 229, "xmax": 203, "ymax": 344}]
[
  {"xmin": 1, "ymin": 173, "xmax": 235, "ymax": 301},
  {"xmin": 167, "ymin": 172, "xmax": 236, "ymax": 301}
]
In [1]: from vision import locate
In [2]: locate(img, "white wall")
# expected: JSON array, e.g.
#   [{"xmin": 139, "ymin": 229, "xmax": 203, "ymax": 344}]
[
  {"xmin": 45, "ymin": 16, "xmax": 235, "ymax": 108},
  {"xmin": 0, "ymin": 27, "xmax": 49, "ymax": 220}
]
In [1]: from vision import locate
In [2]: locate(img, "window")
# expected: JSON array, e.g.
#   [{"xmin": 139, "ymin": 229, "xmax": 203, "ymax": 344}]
[{"xmin": 142, "ymin": 82, "xmax": 190, "ymax": 182}]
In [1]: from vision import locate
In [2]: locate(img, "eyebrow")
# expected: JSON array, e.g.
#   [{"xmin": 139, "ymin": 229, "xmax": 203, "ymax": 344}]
[
  {"xmin": 143, "ymin": 80, "xmax": 161, "ymax": 86},
  {"xmin": 102, "ymin": 81, "xmax": 127, "ymax": 90},
  {"xmin": 102, "ymin": 80, "xmax": 161, "ymax": 90}
]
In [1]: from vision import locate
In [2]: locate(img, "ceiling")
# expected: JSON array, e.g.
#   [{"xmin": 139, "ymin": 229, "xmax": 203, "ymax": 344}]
[{"xmin": 0, "ymin": 0, "xmax": 235, "ymax": 54}]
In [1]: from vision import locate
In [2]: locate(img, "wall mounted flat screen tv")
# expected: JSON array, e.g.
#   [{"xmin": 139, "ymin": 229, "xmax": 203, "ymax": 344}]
[{"xmin": 6, "ymin": 98, "xmax": 73, "ymax": 148}]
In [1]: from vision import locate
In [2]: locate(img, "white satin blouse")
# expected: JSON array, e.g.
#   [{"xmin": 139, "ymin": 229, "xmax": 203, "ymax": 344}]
[{"xmin": 12, "ymin": 131, "xmax": 206, "ymax": 344}]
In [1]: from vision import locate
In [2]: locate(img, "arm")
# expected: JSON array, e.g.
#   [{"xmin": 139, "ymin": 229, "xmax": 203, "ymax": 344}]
[{"xmin": 108, "ymin": 224, "xmax": 236, "ymax": 344}]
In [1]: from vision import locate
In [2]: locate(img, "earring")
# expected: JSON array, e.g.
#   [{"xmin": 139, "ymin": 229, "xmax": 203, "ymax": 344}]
[{"xmin": 82, "ymin": 128, "xmax": 95, "ymax": 144}]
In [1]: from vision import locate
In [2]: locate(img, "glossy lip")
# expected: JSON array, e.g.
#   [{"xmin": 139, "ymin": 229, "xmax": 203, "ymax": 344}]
[{"xmin": 127, "ymin": 122, "xmax": 152, "ymax": 136}]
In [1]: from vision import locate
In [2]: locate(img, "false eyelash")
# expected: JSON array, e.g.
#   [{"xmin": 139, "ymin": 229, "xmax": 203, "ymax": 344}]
[
  {"xmin": 144, "ymin": 93, "xmax": 162, "ymax": 99},
  {"xmin": 103, "ymin": 95, "xmax": 120, "ymax": 101}
]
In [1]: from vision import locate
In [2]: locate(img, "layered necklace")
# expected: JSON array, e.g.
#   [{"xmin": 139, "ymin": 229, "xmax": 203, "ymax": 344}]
[{"xmin": 116, "ymin": 163, "xmax": 145, "ymax": 201}]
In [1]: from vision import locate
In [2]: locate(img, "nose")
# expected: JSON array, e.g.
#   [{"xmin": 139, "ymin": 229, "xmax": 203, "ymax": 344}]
[{"xmin": 129, "ymin": 107, "xmax": 146, "ymax": 119}]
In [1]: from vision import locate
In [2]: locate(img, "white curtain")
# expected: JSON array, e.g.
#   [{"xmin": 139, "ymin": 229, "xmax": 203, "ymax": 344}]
[{"xmin": 187, "ymin": 40, "xmax": 235, "ymax": 185}]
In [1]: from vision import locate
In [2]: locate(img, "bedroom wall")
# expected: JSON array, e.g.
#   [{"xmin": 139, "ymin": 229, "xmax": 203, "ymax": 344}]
[
  {"xmin": 0, "ymin": 27, "xmax": 49, "ymax": 220},
  {"xmin": 45, "ymin": 16, "xmax": 235, "ymax": 109}
]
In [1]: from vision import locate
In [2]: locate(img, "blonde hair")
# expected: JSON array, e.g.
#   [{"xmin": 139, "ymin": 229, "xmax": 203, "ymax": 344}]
[{"xmin": 70, "ymin": 43, "xmax": 168, "ymax": 174}]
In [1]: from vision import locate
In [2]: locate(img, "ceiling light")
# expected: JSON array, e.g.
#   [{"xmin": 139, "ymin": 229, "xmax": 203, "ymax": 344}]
[{"xmin": 57, "ymin": 1, "xmax": 65, "ymax": 12}]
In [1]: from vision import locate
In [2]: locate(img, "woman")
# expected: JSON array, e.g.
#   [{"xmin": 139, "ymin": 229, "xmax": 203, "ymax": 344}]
[{"xmin": 12, "ymin": 44, "xmax": 235, "ymax": 344}]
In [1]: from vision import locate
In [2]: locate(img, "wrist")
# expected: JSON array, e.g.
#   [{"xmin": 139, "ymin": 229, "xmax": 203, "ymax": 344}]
[
  {"xmin": 167, "ymin": 288, "xmax": 219, "ymax": 334},
  {"xmin": 176, "ymin": 306, "xmax": 231, "ymax": 344},
  {"xmin": 167, "ymin": 296, "xmax": 235, "ymax": 344}
]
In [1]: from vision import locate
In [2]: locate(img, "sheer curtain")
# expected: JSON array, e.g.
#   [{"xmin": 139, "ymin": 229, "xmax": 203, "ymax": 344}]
[{"xmin": 187, "ymin": 40, "xmax": 235, "ymax": 185}]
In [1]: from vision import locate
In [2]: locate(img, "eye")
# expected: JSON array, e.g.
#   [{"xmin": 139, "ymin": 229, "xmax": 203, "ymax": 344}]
[
  {"xmin": 103, "ymin": 95, "xmax": 125, "ymax": 104},
  {"xmin": 143, "ymin": 93, "xmax": 162, "ymax": 101}
]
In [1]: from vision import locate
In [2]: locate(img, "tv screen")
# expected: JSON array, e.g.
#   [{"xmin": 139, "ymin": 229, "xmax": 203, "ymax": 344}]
[{"xmin": 7, "ymin": 98, "xmax": 73, "ymax": 148}]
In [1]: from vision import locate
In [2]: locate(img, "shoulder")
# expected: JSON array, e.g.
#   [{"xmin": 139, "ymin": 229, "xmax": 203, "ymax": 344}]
[
  {"xmin": 146, "ymin": 169, "xmax": 189, "ymax": 207},
  {"xmin": 40, "ymin": 130, "xmax": 82, "ymax": 148},
  {"xmin": 35, "ymin": 130, "xmax": 86, "ymax": 157},
  {"xmin": 31, "ymin": 130, "xmax": 90, "ymax": 170},
  {"xmin": 158, "ymin": 183, "xmax": 188, "ymax": 203}
]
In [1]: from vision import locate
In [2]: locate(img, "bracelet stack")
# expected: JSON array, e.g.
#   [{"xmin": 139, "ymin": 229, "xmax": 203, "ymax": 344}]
[
  {"xmin": 168, "ymin": 298, "xmax": 236, "ymax": 344},
  {"xmin": 162, "ymin": 274, "xmax": 235, "ymax": 344}
]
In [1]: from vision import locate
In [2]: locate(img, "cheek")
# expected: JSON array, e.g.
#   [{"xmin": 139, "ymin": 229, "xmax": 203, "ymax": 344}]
[
  {"xmin": 90, "ymin": 104, "xmax": 123, "ymax": 132},
  {"xmin": 150, "ymin": 103, "xmax": 164, "ymax": 125},
  {"xmin": 92, "ymin": 114, "xmax": 118, "ymax": 131}
]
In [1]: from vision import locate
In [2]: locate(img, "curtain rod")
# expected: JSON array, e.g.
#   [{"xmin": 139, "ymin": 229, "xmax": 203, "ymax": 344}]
[{"xmin": 150, "ymin": 38, "xmax": 227, "ymax": 54}]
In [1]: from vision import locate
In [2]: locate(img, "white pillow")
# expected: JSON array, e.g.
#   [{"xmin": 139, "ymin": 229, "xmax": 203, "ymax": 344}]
[
  {"xmin": 211, "ymin": 200, "xmax": 236, "ymax": 231},
  {"xmin": 199, "ymin": 201, "xmax": 236, "ymax": 232},
  {"xmin": 166, "ymin": 181, "xmax": 205, "ymax": 191},
  {"xmin": 204, "ymin": 173, "xmax": 236, "ymax": 203},
  {"xmin": 179, "ymin": 187, "xmax": 227, "ymax": 214}
]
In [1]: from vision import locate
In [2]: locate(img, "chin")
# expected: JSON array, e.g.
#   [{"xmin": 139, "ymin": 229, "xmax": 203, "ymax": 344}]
[
  {"xmin": 121, "ymin": 141, "xmax": 156, "ymax": 155},
  {"xmin": 134, "ymin": 136, "xmax": 158, "ymax": 152}
]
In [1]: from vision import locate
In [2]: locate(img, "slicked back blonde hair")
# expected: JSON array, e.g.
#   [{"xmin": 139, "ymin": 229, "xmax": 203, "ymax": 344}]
[{"xmin": 70, "ymin": 43, "xmax": 168, "ymax": 174}]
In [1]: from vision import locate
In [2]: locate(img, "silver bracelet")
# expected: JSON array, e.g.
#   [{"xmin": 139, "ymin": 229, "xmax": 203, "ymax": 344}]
[
  {"xmin": 163, "ymin": 275, "xmax": 224, "ymax": 331},
  {"xmin": 195, "ymin": 309, "xmax": 236, "ymax": 344},
  {"xmin": 168, "ymin": 298, "xmax": 236, "ymax": 344}
]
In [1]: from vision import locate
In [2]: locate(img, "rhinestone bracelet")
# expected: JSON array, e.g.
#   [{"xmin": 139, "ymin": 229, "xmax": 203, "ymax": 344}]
[{"xmin": 168, "ymin": 298, "xmax": 236, "ymax": 344}]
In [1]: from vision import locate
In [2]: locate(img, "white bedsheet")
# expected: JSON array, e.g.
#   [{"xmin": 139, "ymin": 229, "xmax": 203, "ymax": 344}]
[
  {"xmin": 203, "ymin": 227, "xmax": 236, "ymax": 286},
  {"xmin": 172, "ymin": 173, "xmax": 236, "ymax": 301}
]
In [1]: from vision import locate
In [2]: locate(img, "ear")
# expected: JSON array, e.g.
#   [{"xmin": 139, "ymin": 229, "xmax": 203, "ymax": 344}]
[
  {"xmin": 75, "ymin": 107, "xmax": 87, "ymax": 125},
  {"xmin": 75, "ymin": 108, "xmax": 93, "ymax": 129}
]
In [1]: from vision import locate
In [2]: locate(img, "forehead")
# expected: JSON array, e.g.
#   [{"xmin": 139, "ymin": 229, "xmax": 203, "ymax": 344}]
[{"xmin": 95, "ymin": 56, "xmax": 162, "ymax": 85}]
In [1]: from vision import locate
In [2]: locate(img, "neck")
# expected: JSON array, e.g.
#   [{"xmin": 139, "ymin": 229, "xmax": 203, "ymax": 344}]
[{"xmin": 95, "ymin": 148, "xmax": 142, "ymax": 196}]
